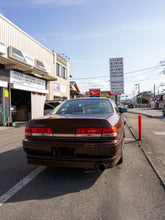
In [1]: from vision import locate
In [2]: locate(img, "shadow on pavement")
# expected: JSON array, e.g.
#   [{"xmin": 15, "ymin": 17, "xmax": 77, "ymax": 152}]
[
  {"xmin": 0, "ymin": 148, "xmax": 101, "ymax": 204},
  {"xmin": 7, "ymin": 166, "xmax": 102, "ymax": 203}
]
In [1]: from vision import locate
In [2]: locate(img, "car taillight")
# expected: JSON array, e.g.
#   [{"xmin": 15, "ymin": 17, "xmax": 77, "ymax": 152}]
[
  {"xmin": 102, "ymin": 126, "xmax": 117, "ymax": 137},
  {"xmin": 25, "ymin": 127, "xmax": 52, "ymax": 136},
  {"xmin": 25, "ymin": 127, "xmax": 31, "ymax": 136},
  {"xmin": 76, "ymin": 128, "xmax": 102, "ymax": 137},
  {"xmin": 76, "ymin": 127, "xmax": 117, "ymax": 137}
]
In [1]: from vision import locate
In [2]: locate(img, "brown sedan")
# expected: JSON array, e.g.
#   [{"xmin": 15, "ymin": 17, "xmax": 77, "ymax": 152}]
[{"xmin": 23, "ymin": 98, "xmax": 125, "ymax": 172}]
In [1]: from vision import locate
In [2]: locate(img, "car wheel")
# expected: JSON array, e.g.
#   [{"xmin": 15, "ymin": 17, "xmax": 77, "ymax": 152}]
[
  {"xmin": 118, "ymin": 143, "xmax": 124, "ymax": 165},
  {"xmin": 123, "ymin": 128, "xmax": 125, "ymax": 138}
]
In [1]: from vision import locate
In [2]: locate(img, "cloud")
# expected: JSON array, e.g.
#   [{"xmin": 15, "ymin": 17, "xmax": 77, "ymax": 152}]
[
  {"xmin": 121, "ymin": 20, "xmax": 165, "ymax": 32},
  {"xmin": 34, "ymin": 19, "xmax": 165, "ymax": 42},
  {"xmin": 0, "ymin": 0, "xmax": 90, "ymax": 8},
  {"xmin": 71, "ymin": 60, "xmax": 104, "ymax": 64},
  {"xmin": 77, "ymin": 79, "xmax": 110, "ymax": 93},
  {"xmin": 40, "ymin": 37, "xmax": 47, "ymax": 43},
  {"xmin": 33, "ymin": 0, "xmax": 88, "ymax": 6},
  {"xmin": 34, "ymin": 29, "xmax": 117, "ymax": 42}
]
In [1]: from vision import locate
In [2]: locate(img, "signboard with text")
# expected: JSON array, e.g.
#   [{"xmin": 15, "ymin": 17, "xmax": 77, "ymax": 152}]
[
  {"xmin": 10, "ymin": 71, "xmax": 46, "ymax": 90},
  {"xmin": 8, "ymin": 46, "xmax": 51, "ymax": 73},
  {"xmin": 89, "ymin": 89, "xmax": 101, "ymax": 97},
  {"xmin": 109, "ymin": 92, "xmax": 121, "ymax": 96},
  {"xmin": 110, "ymin": 57, "xmax": 124, "ymax": 94}
]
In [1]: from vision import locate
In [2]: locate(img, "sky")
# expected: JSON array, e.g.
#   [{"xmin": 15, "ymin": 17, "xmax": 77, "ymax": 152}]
[{"xmin": 1, "ymin": 0, "xmax": 165, "ymax": 98}]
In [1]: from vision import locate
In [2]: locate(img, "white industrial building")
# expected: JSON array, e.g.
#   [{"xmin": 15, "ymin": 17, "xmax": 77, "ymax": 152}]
[{"xmin": 0, "ymin": 14, "xmax": 70, "ymax": 125}]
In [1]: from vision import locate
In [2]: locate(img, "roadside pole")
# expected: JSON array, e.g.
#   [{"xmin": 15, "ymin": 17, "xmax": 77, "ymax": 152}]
[{"xmin": 138, "ymin": 115, "xmax": 142, "ymax": 140}]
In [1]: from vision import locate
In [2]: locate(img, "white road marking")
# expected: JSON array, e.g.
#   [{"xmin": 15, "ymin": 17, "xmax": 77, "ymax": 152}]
[
  {"xmin": 0, "ymin": 166, "xmax": 46, "ymax": 207},
  {"xmin": 124, "ymin": 138, "xmax": 135, "ymax": 141},
  {"xmin": 153, "ymin": 132, "xmax": 165, "ymax": 136}
]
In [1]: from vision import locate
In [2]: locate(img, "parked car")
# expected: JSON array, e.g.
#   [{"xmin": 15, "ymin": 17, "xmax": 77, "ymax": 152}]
[
  {"xmin": 162, "ymin": 104, "xmax": 165, "ymax": 116},
  {"xmin": 128, "ymin": 104, "xmax": 134, "ymax": 108},
  {"xmin": 23, "ymin": 98, "xmax": 125, "ymax": 172},
  {"xmin": 11, "ymin": 105, "xmax": 17, "ymax": 115},
  {"xmin": 44, "ymin": 100, "xmax": 64, "ymax": 115}
]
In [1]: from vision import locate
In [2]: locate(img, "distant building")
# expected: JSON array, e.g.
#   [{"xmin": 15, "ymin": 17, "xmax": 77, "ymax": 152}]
[
  {"xmin": 70, "ymin": 81, "xmax": 82, "ymax": 99},
  {"xmin": 136, "ymin": 91, "xmax": 153, "ymax": 108}
]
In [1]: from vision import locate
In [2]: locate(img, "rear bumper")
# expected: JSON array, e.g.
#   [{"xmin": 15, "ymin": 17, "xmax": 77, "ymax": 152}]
[{"xmin": 23, "ymin": 138, "xmax": 123, "ymax": 169}]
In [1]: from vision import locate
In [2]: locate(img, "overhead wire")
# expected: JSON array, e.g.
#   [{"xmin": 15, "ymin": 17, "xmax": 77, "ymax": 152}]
[{"xmin": 72, "ymin": 64, "xmax": 161, "ymax": 80}]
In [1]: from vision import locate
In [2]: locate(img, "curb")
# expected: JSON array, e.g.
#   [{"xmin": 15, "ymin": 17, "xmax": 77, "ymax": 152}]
[
  {"xmin": 126, "ymin": 118, "xmax": 165, "ymax": 189},
  {"xmin": 127, "ymin": 110, "xmax": 162, "ymax": 119},
  {"xmin": 0, "ymin": 126, "xmax": 16, "ymax": 132}
]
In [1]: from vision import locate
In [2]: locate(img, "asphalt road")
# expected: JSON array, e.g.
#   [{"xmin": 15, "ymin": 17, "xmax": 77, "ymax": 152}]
[
  {"xmin": 125, "ymin": 112, "xmax": 165, "ymax": 186},
  {"xmin": 0, "ymin": 125, "xmax": 165, "ymax": 220}
]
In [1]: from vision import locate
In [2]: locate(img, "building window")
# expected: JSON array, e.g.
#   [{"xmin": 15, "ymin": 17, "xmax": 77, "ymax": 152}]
[
  {"xmin": 57, "ymin": 63, "xmax": 67, "ymax": 79},
  {"xmin": 65, "ymin": 68, "xmax": 67, "ymax": 79},
  {"xmin": 62, "ymin": 67, "xmax": 67, "ymax": 79},
  {"xmin": 62, "ymin": 67, "xmax": 65, "ymax": 79},
  {"xmin": 56, "ymin": 63, "xmax": 60, "ymax": 76}
]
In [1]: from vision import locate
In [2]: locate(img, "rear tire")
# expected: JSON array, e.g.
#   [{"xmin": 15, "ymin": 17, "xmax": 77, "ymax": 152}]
[{"xmin": 118, "ymin": 143, "xmax": 124, "ymax": 165}]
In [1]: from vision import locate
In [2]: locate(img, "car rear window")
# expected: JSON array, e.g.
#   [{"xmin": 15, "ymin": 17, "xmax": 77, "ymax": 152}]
[{"xmin": 54, "ymin": 99, "xmax": 113, "ymax": 115}]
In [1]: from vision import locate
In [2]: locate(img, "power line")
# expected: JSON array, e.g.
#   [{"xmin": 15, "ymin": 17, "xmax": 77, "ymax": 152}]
[
  {"xmin": 124, "ymin": 65, "xmax": 160, "ymax": 75},
  {"xmin": 72, "ymin": 75, "xmax": 108, "ymax": 80},
  {"xmin": 72, "ymin": 65, "xmax": 161, "ymax": 80}
]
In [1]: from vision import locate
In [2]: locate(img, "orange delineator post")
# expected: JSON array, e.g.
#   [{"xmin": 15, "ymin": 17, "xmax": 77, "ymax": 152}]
[{"xmin": 138, "ymin": 115, "xmax": 142, "ymax": 140}]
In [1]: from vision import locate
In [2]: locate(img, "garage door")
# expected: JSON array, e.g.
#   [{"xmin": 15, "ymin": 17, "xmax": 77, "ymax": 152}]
[{"xmin": 31, "ymin": 93, "xmax": 46, "ymax": 119}]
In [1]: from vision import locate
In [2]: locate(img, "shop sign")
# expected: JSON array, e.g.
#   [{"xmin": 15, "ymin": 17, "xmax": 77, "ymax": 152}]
[
  {"xmin": 159, "ymin": 103, "xmax": 163, "ymax": 109},
  {"xmin": 109, "ymin": 92, "xmax": 121, "ymax": 96},
  {"xmin": 9, "ymin": 46, "xmax": 26, "ymax": 63},
  {"xmin": 8, "ymin": 46, "xmax": 35, "ymax": 66},
  {"xmin": 61, "ymin": 85, "xmax": 66, "ymax": 93},
  {"xmin": 152, "ymin": 95, "xmax": 163, "ymax": 101},
  {"xmin": 8, "ymin": 47, "xmax": 51, "ymax": 73},
  {"xmin": 54, "ymin": 82, "xmax": 60, "ymax": 91},
  {"xmin": 0, "ymin": 80, "xmax": 8, "ymax": 87},
  {"xmin": 4, "ymin": 90, "xmax": 9, "ymax": 97},
  {"xmin": 24, "ymin": 53, "xmax": 34, "ymax": 66},
  {"xmin": 10, "ymin": 71, "xmax": 46, "ymax": 90},
  {"xmin": 53, "ymin": 82, "xmax": 60, "ymax": 96},
  {"xmin": 34, "ymin": 59, "xmax": 51, "ymax": 73},
  {"xmin": 0, "ymin": 40, "xmax": 6, "ymax": 55},
  {"xmin": 89, "ymin": 89, "xmax": 100, "ymax": 97}
]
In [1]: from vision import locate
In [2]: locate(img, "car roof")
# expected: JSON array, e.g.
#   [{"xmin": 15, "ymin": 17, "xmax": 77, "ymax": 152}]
[
  {"xmin": 68, "ymin": 97, "xmax": 111, "ymax": 101},
  {"xmin": 45, "ymin": 100, "xmax": 63, "ymax": 103}
]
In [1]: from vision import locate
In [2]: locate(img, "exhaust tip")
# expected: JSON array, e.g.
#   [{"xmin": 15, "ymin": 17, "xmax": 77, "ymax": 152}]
[{"xmin": 96, "ymin": 163, "xmax": 106, "ymax": 173}]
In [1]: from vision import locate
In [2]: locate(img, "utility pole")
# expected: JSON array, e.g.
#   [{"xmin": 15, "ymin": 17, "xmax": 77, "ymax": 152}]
[{"xmin": 154, "ymin": 84, "xmax": 155, "ymax": 96}]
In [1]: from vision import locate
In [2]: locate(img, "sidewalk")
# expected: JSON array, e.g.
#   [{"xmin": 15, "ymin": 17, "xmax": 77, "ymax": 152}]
[
  {"xmin": 0, "ymin": 126, "xmax": 16, "ymax": 132},
  {"xmin": 127, "ymin": 108, "xmax": 163, "ymax": 118},
  {"xmin": 125, "ymin": 109, "xmax": 165, "ymax": 188},
  {"xmin": 0, "ymin": 121, "xmax": 27, "ymax": 131}
]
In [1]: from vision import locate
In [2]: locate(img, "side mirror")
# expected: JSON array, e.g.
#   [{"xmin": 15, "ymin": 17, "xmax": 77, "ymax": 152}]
[{"xmin": 118, "ymin": 107, "xmax": 122, "ymax": 113}]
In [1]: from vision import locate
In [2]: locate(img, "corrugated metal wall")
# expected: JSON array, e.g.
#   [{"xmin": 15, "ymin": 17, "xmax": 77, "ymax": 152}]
[
  {"xmin": 0, "ymin": 14, "xmax": 53, "ymax": 76},
  {"xmin": 0, "ymin": 14, "xmax": 70, "ymax": 100}
]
